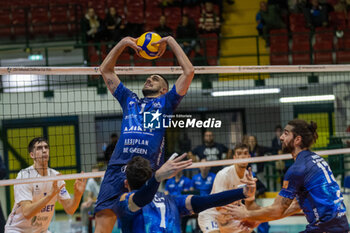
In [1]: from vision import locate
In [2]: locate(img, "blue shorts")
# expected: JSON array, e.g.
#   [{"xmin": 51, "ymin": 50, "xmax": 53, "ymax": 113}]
[
  {"xmin": 300, "ymin": 215, "xmax": 349, "ymax": 233},
  {"xmin": 94, "ymin": 164, "xmax": 128, "ymax": 215}
]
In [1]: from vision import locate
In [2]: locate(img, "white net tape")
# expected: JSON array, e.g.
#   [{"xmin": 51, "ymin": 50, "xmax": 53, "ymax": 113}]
[
  {"xmin": 1, "ymin": 64, "xmax": 350, "ymax": 75},
  {"xmin": 1, "ymin": 148, "xmax": 349, "ymax": 186}
]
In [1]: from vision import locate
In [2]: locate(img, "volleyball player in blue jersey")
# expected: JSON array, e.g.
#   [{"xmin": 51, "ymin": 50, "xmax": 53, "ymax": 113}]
[
  {"xmin": 225, "ymin": 119, "xmax": 349, "ymax": 233},
  {"xmin": 115, "ymin": 153, "xmax": 257, "ymax": 233},
  {"xmin": 94, "ymin": 36, "xmax": 194, "ymax": 233}
]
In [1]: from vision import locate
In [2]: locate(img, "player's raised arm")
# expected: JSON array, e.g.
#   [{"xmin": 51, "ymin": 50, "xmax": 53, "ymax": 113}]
[
  {"xmin": 153, "ymin": 36, "xmax": 194, "ymax": 96},
  {"xmin": 100, "ymin": 37, "xmax": 141, "ymax": 94},
  {"xmin": 128, "ymin": 153, "xmax": 192, "ymax": 212},
  {"xmin": 223, "ymin": 194, "xmax": 294, "ymax": 222}
]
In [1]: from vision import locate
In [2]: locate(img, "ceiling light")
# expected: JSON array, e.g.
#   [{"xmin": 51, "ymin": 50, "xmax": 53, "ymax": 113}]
[
  {"xmin": 279, "ymin": 95, "xmax": 335, "ymax": 103},
  {"xmin": 211, "ymin": 88, "xmax": 281, "ymax": 97}
]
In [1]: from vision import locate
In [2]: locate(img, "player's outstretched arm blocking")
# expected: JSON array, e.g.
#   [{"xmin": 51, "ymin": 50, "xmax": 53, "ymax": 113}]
[
  {"xmin": 128, "ymin": 153, "xmax": 192, "ymax": 212},
  {"xmin": 100, "ymin": 37, "xmax": 141, "ymax": 94},
  {"xmin": 223, "ymin": 194, "xmax": 294, "ymax": 222}
]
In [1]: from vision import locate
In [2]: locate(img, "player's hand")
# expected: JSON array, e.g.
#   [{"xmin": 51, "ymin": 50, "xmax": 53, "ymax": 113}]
[
  {"xmin": 49, "ymin": 180, "xmax": 65, "ymax": 198},
  {"xmin": 238, "ymin": 220, "xmax": 260, "ymax": 232},
  {"xmin": 223, "ymin": 203, "xmax": 248, "ymax": 220},
  {"xmin": 155, "ymin": 153, "xmax": 192, "ymax": 182},
  {"xmin": 152, "ymin": 36, "xmax": 172, "ymax": 57},
  {"xmin": 122, "ymin": 37, "xmax": 141, "ymax": 56},
  {"xmin": 241, "ymin": 167, "xmax": 257, "ymax": 198},
  {"xmin": 74, "ymin": 172, "xmax": 87, "ymax": 196}
]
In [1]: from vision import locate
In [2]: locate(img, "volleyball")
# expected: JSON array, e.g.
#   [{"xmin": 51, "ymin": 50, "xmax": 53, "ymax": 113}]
[{"xmin": 136, "ymin": 32, "xmax": 162, "ymax": 60}]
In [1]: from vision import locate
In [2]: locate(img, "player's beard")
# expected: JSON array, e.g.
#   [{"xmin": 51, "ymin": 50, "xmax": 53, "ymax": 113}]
[
  {"xmin": 142, "ymin": 88, "xmax": 159, "ymax": 97},
  {"xmin": 282, "ymin": 139, "xmax": 294, "ymax": 153}
]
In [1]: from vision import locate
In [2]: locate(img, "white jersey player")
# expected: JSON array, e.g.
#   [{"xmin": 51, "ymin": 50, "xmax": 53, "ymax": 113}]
[
  {"xmin": 5, "ymin": 137, "xmax": 87, "ymax": 233},
  {"xmin": 198, "ymin": 143, "xmax": 258, "ymax": 233}
]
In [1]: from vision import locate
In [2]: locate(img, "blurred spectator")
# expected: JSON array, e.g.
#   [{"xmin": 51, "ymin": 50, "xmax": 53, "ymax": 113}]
[
  {"xmin": 176, "ymin": 14, "xmax": 198, "ymax": 55},
  {"xmin": 191, "ymin": 130, "xmax": 228, "ymax": 173},
  {"xmin": 164, "ymin": 171, "xmax": 192, "ymax": 195},
  {"xmin": 198, "ymin": 1, "xmax": 221, "ymax": 34},
  {"xmin": 103, "ymin": 7, "xmax": 125, "ymax": 42},
  {"xmin": 242, "ymin": 134, "xmax": 250, "ymax": 145},
  {"xmin": 268, "ymin": 0, "xmax": 289, "ymax": 15},
  {"xmin": 81, "ymin": 165, "xmax": 101, "ymax": 233},
  {"xmin": 334, "ymin": 0, "xmax": 349, "ymax": 14},
  {"xmin": 302, "ymin": 0, "xmax": 329, "ymax": 29},
  {"xmin": 104, "ymin": 133, "xmax": 118, "ymax": 163},
  {"xmin": 154, "ymin": 15, "xmax": 173, "ymax": 37},
  {"xmin": 289, "ymin": 0, "xmax": 308, "ymax": 13},
  {"xmin": 191, "ymin": 159, "xmax": 216, "ymax": 196},
  {"xmin": 81, "ymin": 7, "xmax": 102, "ymax": 43},
  {"xmin": 247, "ymin": 135, "xmax": 269, "ymax": 185},
  {"xmin": 271, "ymin": 125, "xmax": 282, "ymax": 155},
  {"xmin": 256, "ymin": 1, "xmax": 286, "ymax": 46},
  {"xmin": 0, "ymin": 155, "xmax": 7, "ymax": 231}
]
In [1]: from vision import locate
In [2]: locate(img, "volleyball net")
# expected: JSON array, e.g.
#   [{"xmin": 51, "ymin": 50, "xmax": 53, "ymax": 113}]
[{"xmin": 1, "ymin": 65, "xmax": 350, "ymax": 206}]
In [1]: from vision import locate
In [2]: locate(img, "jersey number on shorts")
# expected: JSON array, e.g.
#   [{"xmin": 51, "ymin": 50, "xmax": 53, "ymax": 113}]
[
  {"xmin": 154, "ymin": 202, "xmax": 166, "ymax": 228},
  {"xmin": 317, "ymin": 161, "xmax": 336, "ymax": 184}
]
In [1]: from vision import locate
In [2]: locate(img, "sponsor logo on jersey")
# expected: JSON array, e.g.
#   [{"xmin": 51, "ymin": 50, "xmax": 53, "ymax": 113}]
[
  {"xmin": 41, "ymin": 204, "xmax": 54, "ymax": 213},
  {"xmin": 144, "ymin": 110, "xmax": 161, "ymax": 129},
  {"xmin": 152, "ymin": 102, "xmax": 162, "ymax": 108},
  {"xmin": 282, "ymin": 180, "xmax": 289, "ymax": 189}
]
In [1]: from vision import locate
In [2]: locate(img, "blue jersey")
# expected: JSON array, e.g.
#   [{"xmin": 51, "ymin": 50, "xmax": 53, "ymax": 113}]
[
  {"xmin": 115, "ymin": 191, "xmax": 191, "ymax": 233},
  {"xmin": 165, "ymin": 176, "xmax": 192, "ymax": 195},
  {"xmin": 191, "ymin": 172, "xmax": 216, "ymax": 196},
  {"xmin": 279, "ymin": 150, "xmax": 349, "ymax": 232},
  {"xmin": 110, "ymin": 82, "xmax": 183, "ymax": 170}
]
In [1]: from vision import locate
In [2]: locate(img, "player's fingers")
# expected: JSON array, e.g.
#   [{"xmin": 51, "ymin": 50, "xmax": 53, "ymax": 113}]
[
  {"xmin": 168, "ymin": 153, "xmax": 179, "ymax": 161},
  {"xmin": 247, "ymin": 167, "xmax": 253, "ymax": 179},
  {"xmin": 58, "ymin": 183, "xmax": 65, "ymax": 190},
  {"xmin": 52, "ymin": 180, "xmax": 58, "ymax": 187},
  {"xmin": 174, "ymin": 159, "xmax": 192, "ymax": 167},
  {"xmin": 156, "ymin": 45, "xmax": 166, "ymax": 57},
  {"xmin": 175, "ymin": 160, "xmax": 192, "ymax": 170},
  {"xmin": 173, "ymin": 152, "xmax": 187, "ymax": 162},
  {"xmin": 158, "ymin": 48, "xmax": 166, "ymax": 57}
]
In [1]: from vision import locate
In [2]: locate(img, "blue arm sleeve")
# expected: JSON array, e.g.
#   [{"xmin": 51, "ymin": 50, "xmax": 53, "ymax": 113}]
[
  {"xmin": 132, "ymin": 175, "xmax": 160, "ymax": 208},
  {"xmin": 191, "ymin": 188, "xmax": 246, "ymax": 213}
]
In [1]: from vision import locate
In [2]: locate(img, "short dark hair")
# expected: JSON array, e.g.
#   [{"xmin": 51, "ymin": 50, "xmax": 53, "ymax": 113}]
[
  {"xmin": 28, "ymin": 137, "xmax": 49, "ymax": 153},
  {"xmin": 155, "ymin": 74, "xmax": 169, "ymax": 90},
  {"xmin": 111, "ymin": 133, "xmax": 118, "ymax": 138},
  {"xmin": 126, "ymin": 156, "xmax": 153, "ymax": 190},
  {"xmin": 234, "ymin": 143, "xmax": 249, "ymax": 154},
  {"xmin": 287, "ymin": 119, "xmax": 318, "ymax": 149}
]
